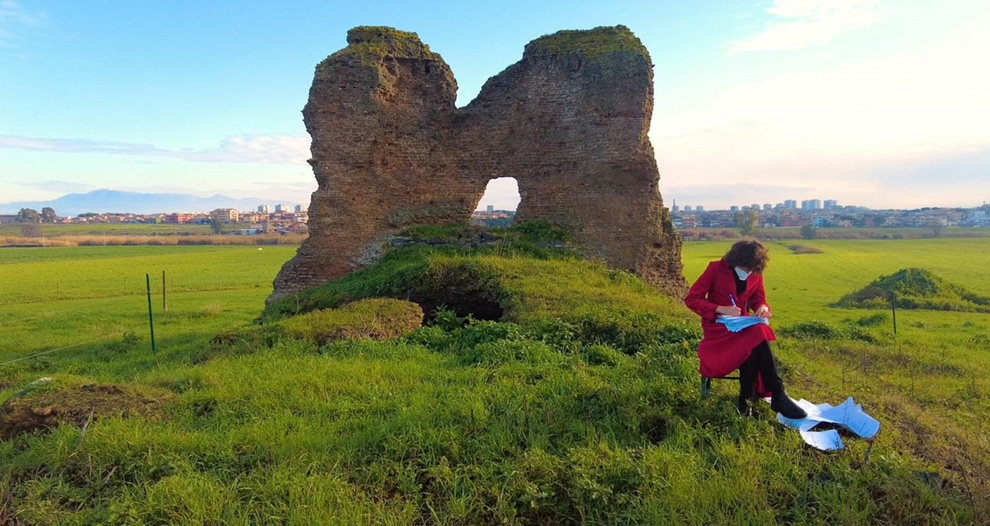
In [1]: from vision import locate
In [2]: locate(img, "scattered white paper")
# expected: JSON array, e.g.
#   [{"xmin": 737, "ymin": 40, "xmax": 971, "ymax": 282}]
[
  {"xmin": 772, "ymin": 396, "xmax": 879, "ymax": 451},
  {"xmin": 799, "ymin": 429, "xmax": 844, "ymax": 451},
  {"xmin": 819, "ymin": 398, "xmax": 880, "ymax": 439}
]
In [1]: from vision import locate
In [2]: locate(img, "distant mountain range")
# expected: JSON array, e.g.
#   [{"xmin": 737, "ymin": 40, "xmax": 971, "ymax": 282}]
[{"xmin": 0, "ymin": 189, "xmax": 301, "ymax": 216}]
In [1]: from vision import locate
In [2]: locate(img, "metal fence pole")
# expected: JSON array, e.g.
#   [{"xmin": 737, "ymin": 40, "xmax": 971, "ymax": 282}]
[{"xmin": 146, "ymin": 274, "xmax": 158, "ymax": 361}]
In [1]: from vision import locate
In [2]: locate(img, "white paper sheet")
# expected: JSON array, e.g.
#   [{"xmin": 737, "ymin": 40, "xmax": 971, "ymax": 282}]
[
  {"xmin": 799, "ymin": 429, "xmax": 845, "ymax": 451},
  {"xmin": 772, "ymin": 396, "xmax": 879, "ymax": 450},
  {"xmin": 818, "ymin": 397, "xmax": 880, "ymax": 438}
]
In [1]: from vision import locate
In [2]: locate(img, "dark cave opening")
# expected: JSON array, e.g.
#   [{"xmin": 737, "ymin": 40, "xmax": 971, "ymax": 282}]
[{"xmin": 409, "ymin": 287, "xmax": 505, "ymax": 322}]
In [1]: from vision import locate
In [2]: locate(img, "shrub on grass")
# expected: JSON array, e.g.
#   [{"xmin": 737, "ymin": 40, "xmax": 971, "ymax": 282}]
[
  {"xmin": 209, "ymin": 299, "xmax": 422, "ymax": 358},
  {"xmin": 788, "ymin": 244, "xmax": 823, "ymax": 254},
  {"xmin": 567, "ymin": 310, "xmax": 700, "ymax": 354},
  {"xmin": 425, "ymin": 305, "xmax": 465, "ymax": 330},
  {"xmin": 506, "ymin": 220, "xmax": 572, "ymax": 243}
]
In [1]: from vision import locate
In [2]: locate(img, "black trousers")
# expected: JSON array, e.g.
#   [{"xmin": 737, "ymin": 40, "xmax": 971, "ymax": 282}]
[{"xmin": 738, "ymin": 340, "xmax": 784, "ymax": 398}]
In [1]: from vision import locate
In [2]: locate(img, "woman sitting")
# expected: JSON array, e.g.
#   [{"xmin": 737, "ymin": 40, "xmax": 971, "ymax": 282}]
[{"xmin": 684, "ymin": 239, "xmax": 807, "ymax": 418}]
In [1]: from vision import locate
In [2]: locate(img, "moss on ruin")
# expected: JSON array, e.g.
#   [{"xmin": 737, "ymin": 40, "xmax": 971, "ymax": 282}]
[
  {"xmin": 321, "ymin": 26, "xmax": 444, "ymax": 70},
  {"xmin": 523, "ymin": 25, "xmax": 649, "ymax": 61}
]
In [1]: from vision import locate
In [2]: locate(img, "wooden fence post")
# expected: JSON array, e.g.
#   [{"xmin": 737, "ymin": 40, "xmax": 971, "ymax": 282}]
[{"xmin": 890, "ymin": 292, "xmax": 897, "ymax": 336}]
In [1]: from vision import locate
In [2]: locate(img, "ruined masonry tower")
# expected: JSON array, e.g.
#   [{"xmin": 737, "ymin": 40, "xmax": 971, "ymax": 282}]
[{"xmin": 269, "ymin": 25, "xmax": 685, "ymax": 303}]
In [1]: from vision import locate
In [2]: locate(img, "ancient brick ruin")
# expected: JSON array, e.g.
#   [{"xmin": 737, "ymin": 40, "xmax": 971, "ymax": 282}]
[{"xmin": 269, "ymin": 25, "xmax": 685, "ymax": 303}]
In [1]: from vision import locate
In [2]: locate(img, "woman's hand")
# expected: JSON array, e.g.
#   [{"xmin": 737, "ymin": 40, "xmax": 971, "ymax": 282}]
[
  {"xmin": 754, "ymin": 305, "xmax": 772, "ymax": 319},
  {"xmin": 715, "ymin": 305, "xmax": 741, "ymax": 316}
]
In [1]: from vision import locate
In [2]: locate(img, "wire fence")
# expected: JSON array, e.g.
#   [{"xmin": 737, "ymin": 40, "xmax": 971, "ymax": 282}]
[
  {"xmin": 0, "ymin": 333, "xmax": 120, "ymax": 366},
  {"xmin": 0, "ymin": 271, "xmax": 256, "ymax": 367},
  {"xmin": 0, "ymin": 273, "xmax": 273, "ymax": 308}
]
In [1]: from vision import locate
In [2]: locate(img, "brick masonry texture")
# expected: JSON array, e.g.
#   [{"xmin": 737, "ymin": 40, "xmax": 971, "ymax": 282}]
[{"xmin": 268, "ymin": 25, "xmax": 686, "ymax": 304}]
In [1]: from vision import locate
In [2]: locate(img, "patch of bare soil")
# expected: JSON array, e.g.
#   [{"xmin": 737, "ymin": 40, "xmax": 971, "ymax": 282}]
[{"xmin": 0, "ymin": 384, "xmax": 172, "ymax": 440}]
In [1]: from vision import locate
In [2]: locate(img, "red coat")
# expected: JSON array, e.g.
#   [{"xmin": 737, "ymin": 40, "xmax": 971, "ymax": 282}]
[{"xmin": 684, "ymin": 258, "xmax": 776, "ymax": 382}]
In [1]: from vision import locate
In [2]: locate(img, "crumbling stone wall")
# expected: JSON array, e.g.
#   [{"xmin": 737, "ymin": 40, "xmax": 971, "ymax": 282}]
[{"xmin": 270, "ymin": 25, "xmax": 685, "ymax": 303}]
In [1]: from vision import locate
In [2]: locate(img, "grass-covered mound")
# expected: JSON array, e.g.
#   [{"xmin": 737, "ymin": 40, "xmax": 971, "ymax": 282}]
[
  {"xmin": 834, "ymin": 267, "xmax": 990, "ymax": 313},
  {"xmin": 283, "ymin": 298, "xmax": 423, "ymax": 344},
  {"xmin": 214, "ymin": 298, "xmax": 423, "ymax": 353},
  {"xmin": 262, "ymin": 223, "xmax": 694, "ymax": 346}
]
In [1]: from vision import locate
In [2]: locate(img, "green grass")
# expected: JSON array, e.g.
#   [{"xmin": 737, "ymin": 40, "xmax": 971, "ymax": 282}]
[
  {"xmin": 0, "ymin": 245, "xmax": 294, "ymax": 306},
  {"xmin": 0, "ymin": 245, "xmax": 299, "ymax": 371},
  {"xmin": 0, "ymin": 238, "xmax": 987, "ymax": 524}
]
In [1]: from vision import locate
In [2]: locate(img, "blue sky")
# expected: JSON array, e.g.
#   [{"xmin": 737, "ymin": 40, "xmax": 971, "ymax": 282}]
[{"xmin": 1, "ymin": 0, "xmax": 988, "ymax": 210}]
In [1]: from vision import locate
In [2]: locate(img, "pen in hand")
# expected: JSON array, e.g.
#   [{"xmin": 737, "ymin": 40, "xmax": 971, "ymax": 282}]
[{"xmin": 715, "ymin": 294, "xmax": 742, "ymax": 317}]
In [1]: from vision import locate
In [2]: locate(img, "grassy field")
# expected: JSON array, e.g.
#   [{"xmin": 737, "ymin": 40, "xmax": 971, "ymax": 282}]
[
  {"xmin": 683, "ymin": 238, "xmax": 990, "ymax": 330},
  {"xmin": 0, "ymin": 223, "xmax": 214, "ymax": 237},
  {"xmin": 0, "ymin": 237, "xmax": 987, "ymax": 524},
  {"xmin": 0, "ymin": 245, "xmax": 300, "ymax": 372}
]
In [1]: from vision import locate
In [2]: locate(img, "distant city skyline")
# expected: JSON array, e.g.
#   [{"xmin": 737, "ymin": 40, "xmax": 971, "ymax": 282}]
[
  {"xmin": 672, "ymin": 198, "xmax": 990, "ymax": 212},
  {"xmin": 2, "ymin": 186, "xmax": 986, "ymax": 217},
  {"xmin": 2, "ymin": 1, "xmax": 989, "ymax": 209}
]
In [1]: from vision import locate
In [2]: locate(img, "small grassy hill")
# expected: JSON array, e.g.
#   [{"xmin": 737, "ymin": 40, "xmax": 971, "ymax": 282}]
[
  {"xmin": 262, "ymin": 223, "xmax": 695, "ymax": 343},
  {"xmin": 834, "ymin": 267, "xmax": 990, "ymax": 313},
  {"xmin": 0, "ymin": 227, "xmax": 982, "ymax": 525}
]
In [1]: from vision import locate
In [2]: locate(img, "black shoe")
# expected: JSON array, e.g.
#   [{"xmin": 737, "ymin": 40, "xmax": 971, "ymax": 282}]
[
  {"xmin": 737, "ymin": 396, "xmax": 752, "ymax": 416},
  {"xmin": 770, "ymin": 389, "xmax": 807, "ymax": 419}
]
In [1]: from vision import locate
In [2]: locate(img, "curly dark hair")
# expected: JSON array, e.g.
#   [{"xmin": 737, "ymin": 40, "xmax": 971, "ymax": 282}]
[{"xmin": 724, "ymin": 239, "xmax": 769, "ymax": 274}]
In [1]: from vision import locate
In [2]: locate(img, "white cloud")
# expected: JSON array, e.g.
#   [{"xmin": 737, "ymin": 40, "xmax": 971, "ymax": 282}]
[
  {"xmin": 0, "ymin": 134, "xmax": 312, "ymax": 165},
  {"xmin": 727, "ymin": 0, "xmax": 888, "ymax": 55},
  {"xmin": 656, "ymin": 30, "xmax": 990, "ymax": 208},
  {"xmin": 180, "ymin": 135, "xmax": 311, "ymax": 164},
  {"xmin": 0, "ymin": 0, "xmax": 47, "ymax": 46}
]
